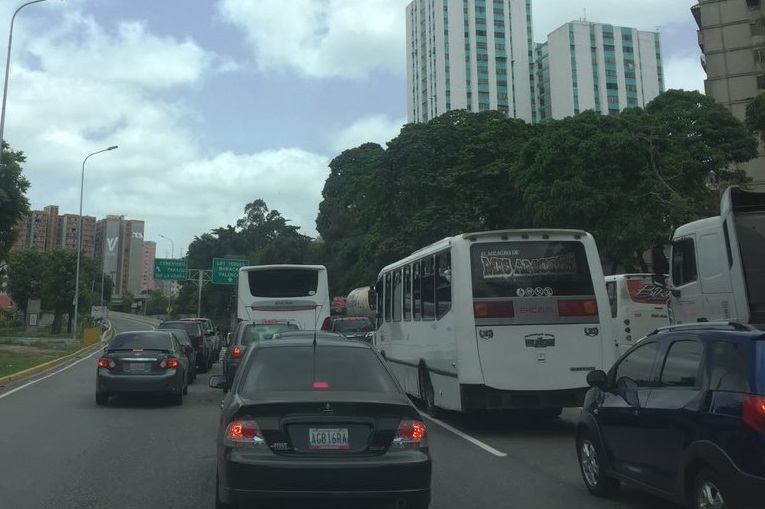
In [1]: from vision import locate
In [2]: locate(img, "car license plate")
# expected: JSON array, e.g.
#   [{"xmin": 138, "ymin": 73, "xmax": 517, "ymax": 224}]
[
  {"xmin": 309, "ymin": 428, "xmax": 349, "ymax": 450},
  {"xmin": 125, "ymin": 363, "xmax": 148, "ymax": 372}
]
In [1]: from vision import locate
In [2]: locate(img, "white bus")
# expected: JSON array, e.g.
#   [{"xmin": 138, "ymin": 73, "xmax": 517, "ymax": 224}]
[
  {"xmin": 605, "ymin": 274, "xmax": 670, "ymax": 357},
  {"xmin": 237, "ymin": 264, "xmax": 331, "ymax": 331},
  {"xmin": 371, "ymin": 229, "xmax": 614, "ymax": 417}
]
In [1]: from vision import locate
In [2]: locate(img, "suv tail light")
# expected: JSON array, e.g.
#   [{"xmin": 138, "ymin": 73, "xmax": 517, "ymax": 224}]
[
  {"xmin": 390, "ymin": 419, "xmax": 428, "ymax": 451},
  {"xmin": 97, "ymin": 358, "xmax": 115, "ymax": 369},
  {"xmin": 224, "ymin": 420, "xmax": 268, "ymax": 449},
  {"xmin": 232, "ymin": 347, "xmax": 242, "ymax": 359},
  {"xmin": 321, "ymin": 317, "xmax": 332, "ymax": 330},
  {"xmin": 743, "ymin": 394, "xmax": 765, "ymax": 434},
  {"xmin": 473, "ymin": 301, "xmax": 514, "ymax": 318},
  {"xmin": 160, "ymin": 358, "xmax": 180, "ymax": 369},
  {"xmin": 558, "ymin": 299, "xmax": 598, "ymax": 317}
]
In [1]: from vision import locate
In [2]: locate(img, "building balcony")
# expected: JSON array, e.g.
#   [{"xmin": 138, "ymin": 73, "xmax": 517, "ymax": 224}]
[{"xmin": 691, "ymin": 4, "xmax": 701, "ymax": 30}]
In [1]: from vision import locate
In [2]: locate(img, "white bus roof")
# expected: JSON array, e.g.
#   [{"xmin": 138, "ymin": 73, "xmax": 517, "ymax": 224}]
[{"xmin": 239, "ymin": 264, "xmax": 327, "ymax": 272}]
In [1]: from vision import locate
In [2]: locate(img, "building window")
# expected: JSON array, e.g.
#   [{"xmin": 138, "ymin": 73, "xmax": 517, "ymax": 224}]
[{"xmin": 758, "ymin": 75, "xmax": 765, "ymax": 89}]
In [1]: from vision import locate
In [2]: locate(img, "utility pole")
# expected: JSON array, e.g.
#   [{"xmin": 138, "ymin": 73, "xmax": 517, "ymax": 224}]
[{"xmin": 188, "ymin": 269, "xmax": 211, "ymax": 317}]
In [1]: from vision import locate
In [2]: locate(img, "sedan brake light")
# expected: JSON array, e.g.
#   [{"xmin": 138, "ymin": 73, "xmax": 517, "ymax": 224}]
[
  {"xmin": 743, "ymin": 394, "xmax": 765, "ymax": 434},
  {"xmin": 232, "ymin": 347, "xmax": 242, "ymax": 359},
  {"xmin": 313, "ymin": 381, "xmax": 329, "ymax": 389},
  {"xmin": 224, "ymin": 420, "xmax": 267, "ymax": 449},
  {"xmin": 97, "ymin": 357, "xmax": 115, "ymax": 369},
  {"xmin": 391, "ymin": 419, "xmax": 428, "ymax": 450},
  {"xmin": 160, "ymin": 358, "xmax": 180, "ymax": 369}
]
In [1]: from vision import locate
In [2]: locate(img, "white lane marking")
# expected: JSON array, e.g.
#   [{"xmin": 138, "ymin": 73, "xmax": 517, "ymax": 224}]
[
  {"xmin": 0, "ymin": 348, "xmax": 103, "ymax": 400},
  {"xmin": 421, "ymin": 412, "xmax": 508, "ymax": 457}
]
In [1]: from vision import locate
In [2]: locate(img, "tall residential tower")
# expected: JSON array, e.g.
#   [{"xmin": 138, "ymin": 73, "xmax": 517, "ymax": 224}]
[{"xmin": 406, "ymin": 0, "xmax": 535, "ymax": 123}]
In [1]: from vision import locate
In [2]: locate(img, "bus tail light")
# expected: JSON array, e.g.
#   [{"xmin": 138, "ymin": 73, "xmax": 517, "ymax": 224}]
[
  {"xmin": 473, "ymin": 301, "xmax": 514, "ymax": 318},
  {"xmin": 557, "ymin": 299, "xmax": 598, "ymax": 317}
]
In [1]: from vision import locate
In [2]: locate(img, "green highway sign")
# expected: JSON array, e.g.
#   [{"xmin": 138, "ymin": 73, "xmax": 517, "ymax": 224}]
[
  {"xmin": 153, "ymin": 259, "xmax": 188, "ymax": 281},
  {"xmin": 212, "ymin": 258, "xmax": 248, "ymax": 285}
]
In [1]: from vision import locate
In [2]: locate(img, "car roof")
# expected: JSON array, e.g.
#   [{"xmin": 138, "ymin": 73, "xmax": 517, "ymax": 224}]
[
  {"xmin": 645, "ymin": 325, "xmax": 765, "ymax": 343},
  {"xmin": 254, "ymin": 336, "xmax": 369, "ymax": 349}
]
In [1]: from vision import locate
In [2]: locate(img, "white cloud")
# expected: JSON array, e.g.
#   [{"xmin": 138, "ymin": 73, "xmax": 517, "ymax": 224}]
[
  {"xmin": 329, "ymin": 115, "xmax": 406, "ymax": 152},
  {"xmin": 217, "ymin": 0, "xmax": 411, "ymax": 79}
]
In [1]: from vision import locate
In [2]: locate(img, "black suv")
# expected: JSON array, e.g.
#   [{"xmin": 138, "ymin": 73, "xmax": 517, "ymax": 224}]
[
  {"xmin": 576, "ymin": 322, "xmax": 765, "ymax": 509},
  {"xmin": 157, "ymin": 320, "xmax": 211, "ymax": 373}
]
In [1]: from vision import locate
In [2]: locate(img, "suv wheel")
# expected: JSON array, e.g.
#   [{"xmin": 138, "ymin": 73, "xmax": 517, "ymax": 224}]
[
  {"xmin": 692, "ymin": 468, "xmax": 728, "ymax": 509},
  {"xmin": 577, "ymin": 431, "xmax": 619, "ymax": 497}
]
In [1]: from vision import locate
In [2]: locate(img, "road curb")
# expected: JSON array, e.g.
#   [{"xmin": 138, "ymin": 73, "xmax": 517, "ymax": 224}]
[{"xmin": 0, "ymin": 322, "xmax": 115, "ymax": 387}]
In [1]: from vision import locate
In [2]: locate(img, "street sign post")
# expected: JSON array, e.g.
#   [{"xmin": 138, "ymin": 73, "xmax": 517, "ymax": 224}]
[
  {"xmin": 212, "ymin": 258, "xmax": 248, "ymax": 285},
  {"xmin": 153, "ymin": 259, "xmax": 188, "ymax": 280}
]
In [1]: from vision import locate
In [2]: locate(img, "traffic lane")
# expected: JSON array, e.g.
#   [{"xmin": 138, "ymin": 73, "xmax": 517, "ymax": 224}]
[
  {"xmin": 426, "ymin": 408, "xmax": 678, "ymax": 509},
  {"xmin": 0, "ymin": 336, "xmax": 223, "ymax": 509},
  {"xmin": 108, "ymin": 312, "xmax": 159, "ymax": 333}
]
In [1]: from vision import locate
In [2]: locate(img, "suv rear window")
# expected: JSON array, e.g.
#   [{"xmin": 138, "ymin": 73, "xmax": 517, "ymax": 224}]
[
  {"xmin": 471, "ymin": 241, "xmax": 595, "ymax": 298},
  {"xmin": 158, "ymin": 322, "xmax": 202, "ymax": 338},
  {"xmin": 332, "ymin": 318, "xmax": 374, "ymax": 333},
  {"xmin": 240, "ymin": 346, "xmax": 399, "ymax": 394},
  {"xmin": 110, "ymin": 332, "xmax": 173, "ymax": 351}
]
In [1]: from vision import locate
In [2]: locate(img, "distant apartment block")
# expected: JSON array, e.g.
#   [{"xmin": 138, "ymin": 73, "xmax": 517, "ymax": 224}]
[
  {"xmin": 142, "ymin": 241, "xmax": 157, "ymax": 293},
  {"xmin": 693, "ymin": 0, "xmax": 765, "ymax": 184},
  {"xmin": 95, "ymin": 215, "xmax": 145, "ymax": 299},
  {"xmin": 406, "ymin": 0, "xmax": 536, "ymax": 123},
  {"xmin": 11, "ymin": 205, "xmax": 96, "ymax": 259},
  {"xmin": 536, "ymin": 21, "xmax": 664, "ymax": 121}
]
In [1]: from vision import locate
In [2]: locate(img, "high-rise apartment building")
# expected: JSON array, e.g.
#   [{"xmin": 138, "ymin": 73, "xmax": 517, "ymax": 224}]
[
  {"xmin": 59, "ymin": 213, "xmax": 97, "ymax": 258},
  {"xmin": 10, "ymin": 205, "xmax": 97, "ymax": 258},
  {"xmin": 693, "ymin": 0, "xmax": 765, "ymax": 184},
  {"xmin": 406, "ymin": 0, "xmax": 535, "ymax": 123},
  {"xmin": 94, "ymin": 215, "xmax": 145, "ymax": 298},
  {"xmin": 142, "ymin": 241, "xmax": 157, "ymax": 293},
  {"xmin": 536, "ymin": 21, "xmax": 664, "ymax": 121}
]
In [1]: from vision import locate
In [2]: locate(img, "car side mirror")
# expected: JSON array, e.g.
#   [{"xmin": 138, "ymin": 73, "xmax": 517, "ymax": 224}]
[
  {"xmin": 672, "ymin": 288, "xmax": 681, "ymax": 298},
  {"xmin": 208, "ymin": 375, "xmax": 229, "ymax": 390},
  {"xmin": 586, "ymin": 369, "xmax": 608, "ymax": 388}
]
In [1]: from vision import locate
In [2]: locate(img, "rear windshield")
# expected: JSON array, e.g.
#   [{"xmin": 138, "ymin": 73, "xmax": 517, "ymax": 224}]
[
  {"xmin": 110, "ymin": 332, "xmax": 173, "ymax": 351},
  {"xmin": 332, "ymin": 318, "xmax": 374, "ymax": 333},
  {"xmin": 734, "ymin": 213, "xmax": 765, "ymax": 322},
  {"xmin": 157, "ymin": 322, "xmax": 201, "ymax": 337},
  {"xmin": 471, "ymin": 241, "xmax": 595, "ymax": 298},
  {"xmin": 239, "ymin": 346, "xmax": 399, "ymax": 394},
  {"xmin": 239, "ymin": 323, "xmax": 300, "ymax": 345},
  {"xmin": 248, "ymin": 268, "xmax": 319, "ymax": 298}
]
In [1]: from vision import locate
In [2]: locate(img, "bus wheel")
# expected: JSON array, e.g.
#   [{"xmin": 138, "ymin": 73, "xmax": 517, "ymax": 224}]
[{"xmin": 419, "ymin": 365, "xmax": 442, "ymax": 419}]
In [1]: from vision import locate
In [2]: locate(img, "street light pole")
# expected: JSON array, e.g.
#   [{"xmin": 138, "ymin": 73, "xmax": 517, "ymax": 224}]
[
  {"xmin": 1, "ymin": 0, "xmax": 53, "ymax": 159},
  {"xmin": 73, "ymin": 145, "xmax": 118, "ymax": 341},
  {"xmin": 159, "ymin": 234, "xmax": 174, "ymax": 258}
]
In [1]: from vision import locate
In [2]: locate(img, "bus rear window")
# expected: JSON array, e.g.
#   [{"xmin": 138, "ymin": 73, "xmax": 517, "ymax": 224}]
[
  {"xmin": 248, "ymin": 269, "xmax": 319, "ymax": 298},
  {"xmin": 470, "ymin": 241, "xmax": 595, "ymax": 298}
]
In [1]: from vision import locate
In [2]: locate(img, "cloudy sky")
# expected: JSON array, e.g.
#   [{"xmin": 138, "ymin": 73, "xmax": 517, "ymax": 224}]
[{"xmin": 1, "ymin": 0, "xmax": 702, "ymax": 258}]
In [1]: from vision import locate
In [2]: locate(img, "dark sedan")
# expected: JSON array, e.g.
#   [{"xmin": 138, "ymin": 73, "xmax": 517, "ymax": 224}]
[
  {"xmin": 96, "ymin": 330, "xmax": 189, "ymax": 406},
  {"xmin": 209, "ymin": 337, "xmax": 432, "ymax": 508},
  {"xmin": 167, "ymin": 328, "xmax": 197, "ymax": 384}
]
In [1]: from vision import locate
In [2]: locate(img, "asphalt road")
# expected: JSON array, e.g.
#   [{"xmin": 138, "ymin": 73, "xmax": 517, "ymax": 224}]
[{"xmin": 0, "ymin": 313, "xmax": 680, "ymax": 509}]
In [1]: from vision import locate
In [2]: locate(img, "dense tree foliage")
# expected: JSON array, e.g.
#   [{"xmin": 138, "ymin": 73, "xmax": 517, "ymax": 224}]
[
  {"xmin": 7, "ymin": 247, "xmax": 102, "ymax": 333},
  {"xmin": 316, "ymin": 90, "xmax": 756, "ymax": 293},
  {"xmin": 0, "ymin": 142, "xmax": 30, "ymax": 261}
]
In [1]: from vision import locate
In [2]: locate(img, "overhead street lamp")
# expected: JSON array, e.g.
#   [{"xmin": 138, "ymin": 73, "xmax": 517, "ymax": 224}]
[
  {"xmin": 1, "ymin": 0, "xmax": 54, "ymax": 159},
  {"xmin": 73, "ymin": 145, "xmax": 118, "ymax": 341},
  {"xmin": 159, "ymin": 234, "xmax": 174, "ymax": 258}
]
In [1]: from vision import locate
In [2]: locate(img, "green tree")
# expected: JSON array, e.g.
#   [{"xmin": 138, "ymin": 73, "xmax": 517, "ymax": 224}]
[
  {"xmin": 0, "ymin": 142, "xmax": 30, "ymax": 259},
  {"xmin": 6, "ymin": 247, "xmax": 45, "ymax": 315},
  {"xmin": 746, "ymin": 92, "xmax": 765, "ymax": 142}
]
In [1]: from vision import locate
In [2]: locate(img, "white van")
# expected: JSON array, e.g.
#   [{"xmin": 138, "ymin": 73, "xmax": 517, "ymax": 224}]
[{"xmin": 605, "ymin": 274, "xmax": 670, "ymax": 358}]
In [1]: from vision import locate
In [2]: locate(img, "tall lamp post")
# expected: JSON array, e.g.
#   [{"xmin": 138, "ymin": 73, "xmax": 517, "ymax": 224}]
[
  {"xmin": 159, "ymin": 234, "xmax": 174, "ymax": 258},
  {"xmin": 73, "ymin": 145, "xmax": 118, "ymax": 341},
  {"xmin": 1, "ymin": 0, "xmax": 53, "ymax": 159}
]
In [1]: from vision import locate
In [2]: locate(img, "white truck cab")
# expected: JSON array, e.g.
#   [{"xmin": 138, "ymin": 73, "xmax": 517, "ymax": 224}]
[{"xmin": 666, "ymin": 186, "xmax": 765, "ymax": 328}]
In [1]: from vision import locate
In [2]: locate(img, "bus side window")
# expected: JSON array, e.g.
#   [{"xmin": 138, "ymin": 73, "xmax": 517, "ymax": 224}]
[
  {"xmin": 413, "ymin": 263, "xmax": 422, "ymax": 321},
  {"xmin": 436, "ymin": 252, "xmax": 451, "ymax": 319},
  {"xmin": 422, "ymin": 257, "xmax": 435, "ymax": 321},
  {"xmin": 384, "ymin": 272, "xmax": 392, "ymax": 322},
  {"xmin": 606, "ymin": 281, "xmax": 617, "ymax": 319},
  {"xmin": 403, "ymin": 265, "xmax": 412, "ymax": 321},
  {"xmin": 393, "ymin": 270, "xmax": 402, "ymax": 322}
]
